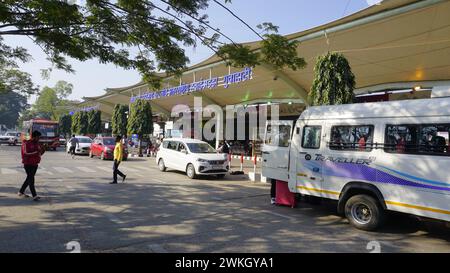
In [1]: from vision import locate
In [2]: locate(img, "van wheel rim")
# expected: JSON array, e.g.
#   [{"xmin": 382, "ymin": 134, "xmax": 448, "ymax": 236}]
[
  {"xmin": 351, "ymin": 203, "xmax": 372, "ymax": 225},
  {"xmin": 159, "ymin": 160, "xmax": 164, "ymax": 170}
]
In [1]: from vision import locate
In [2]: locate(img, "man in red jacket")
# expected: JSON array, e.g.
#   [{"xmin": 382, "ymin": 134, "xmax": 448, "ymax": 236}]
[{"xmin": 18, "ymin": 131, "xmax": 45, "ymax": 201}]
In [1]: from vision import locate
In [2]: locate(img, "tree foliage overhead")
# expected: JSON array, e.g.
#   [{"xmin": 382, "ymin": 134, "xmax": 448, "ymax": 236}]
[
  {"xmin": 309, "ymin": 52, "xmax": 355, "ymax": 106},
  {"xmin": 0, "ymin": 0, "xmax": 306, "ymax": 89},
  {"xmin": 112, "ymin": 104, "xmax": 128, "ymax": 137},
  {"xmin": 127, "ymin": 99, "xmax": 153, "ymax": 137},
  {"xmin": 0, "ymin": 60, "xmax": 38, "ymax": 96}
]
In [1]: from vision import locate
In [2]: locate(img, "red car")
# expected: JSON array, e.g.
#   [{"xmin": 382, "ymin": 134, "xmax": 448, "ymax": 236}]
[{"xmin": 90, "ymin": 137, "xmax": 128, "ymax": 161}]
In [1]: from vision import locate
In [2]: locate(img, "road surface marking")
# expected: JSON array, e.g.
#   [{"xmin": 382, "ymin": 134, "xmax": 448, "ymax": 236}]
[
  {"xmin": 153, "ymin": 178, "xmax": 167, "ymax": 184},
  {"xmin": 96, "ymin": 166, "xmax": 112, "ymax": 172},
  {"xmin": 132, "ymin": 166, "xmax": 151, "ymax": 171},
  {"xmin": 76, "ymin": 167, "xmax": 96, "ymax": 173},
  {"xmin": 262, "ymin": 210, "xmax": 296, "ymax": 221},
  {"xmin": 0, "ymin": 168, "xmax": 19, "ymax": 174},
  {"xmin": 120, "ymin": 167, "xmax": 140, "ymax": 173},
  {"xmin": 38, "ymin": 168, "xmax": 54, "ymax": 175},
  {"xmin": 53, "ymin": 167, "xmax": 74, "ymax": 173}
]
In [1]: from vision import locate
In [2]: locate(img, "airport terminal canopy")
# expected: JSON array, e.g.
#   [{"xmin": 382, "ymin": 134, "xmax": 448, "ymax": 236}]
[{"xmin": 78, "ymin": 0, "xmax": 450, "ymax": 120}]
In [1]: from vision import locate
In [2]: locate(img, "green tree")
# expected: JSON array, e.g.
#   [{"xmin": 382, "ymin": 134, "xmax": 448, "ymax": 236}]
[
  {"xmin": 79, "ymin": 111, "xmax": 89, "ymax": 135},
  {"xmin": 0, "ymin": 63, "xmax": 38, "ymax": 96},
  {"xmin": 71, "ymin": 111, "xmax": 80, "ymax": 135},
  {"xmin": 1, "ymin": 1, "xmax": 306, "ymax": 88},
  {"xmin": 33, "ymin": 87, "xmax": 58, "ymax": 120},
  {"xmin": 112, "ymin": 104, "xmax": 128, "ymax": 136},
  {"xmin": 87, "ymin": 110, "xmax": 101, "ymax": 135},
  {"xmin": 32, "ymin": 81, "xmax": 74, "ymax": 120},
  {"xmin": 59, "ymin": 114, "xmax": 72, "ymax": 138},
  {"xmin": 127, "ymin": 100, "xmax": 153, "ymax": 138},
  {"xmin": 309, "ymin": 52, "xmax": 355, "ymax": 106},
  {"xmin": 0, "ymin": 91, "xmax": 28, "ymax": 128}
]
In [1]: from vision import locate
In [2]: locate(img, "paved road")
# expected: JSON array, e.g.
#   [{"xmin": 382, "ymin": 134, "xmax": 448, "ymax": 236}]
[{"xmin": 0, "ymin": 145, "xmax": 448, "ymax": 253}]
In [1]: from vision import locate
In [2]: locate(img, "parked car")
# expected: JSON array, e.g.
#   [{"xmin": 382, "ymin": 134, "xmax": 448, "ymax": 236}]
[
  {"xmin": 59, "ymin": 135, "xmax": 67, "ymax": 146},
  {"xmin": 156, "ymin": 138, "xmax": 229, "ymax": 179},
  {"xmin": 66, "ymin": 136, "xmax": 92, "ymax": 155},
  {"xmin": 90, "ymin": 136, "xmax": 128, "ymax": 161},
  {"xmin": 0, "ymin": 132, "xmax": 20, "ymax": 146}
]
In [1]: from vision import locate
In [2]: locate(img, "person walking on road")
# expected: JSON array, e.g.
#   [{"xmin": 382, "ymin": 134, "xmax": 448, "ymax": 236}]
[
  {"xmin": 68, "ymin": 134, "xmax": 79, "ymax": 159},
  {"xmin": 110, "ymin": 135, "xmax": 127, "ymax": 184},
  {"xmin": 18, "ymin": 131, "xmax": 45, "ymax": 201}
]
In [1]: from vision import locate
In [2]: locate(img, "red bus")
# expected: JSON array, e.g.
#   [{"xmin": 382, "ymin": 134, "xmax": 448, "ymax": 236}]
[{"xmin": 22, "ymin": 119, "xmax": 60, "ymax": 150}]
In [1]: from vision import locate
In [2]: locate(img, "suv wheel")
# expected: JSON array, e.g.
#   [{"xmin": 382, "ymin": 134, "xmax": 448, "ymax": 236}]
[
  {"xmin": 186, "ymin": 164, "xmax": 196, "ymax": 179},
  {"xmin": 345, "ymin": 194, "xmax": 385, "ymax": 231},
  {"xmin": 158, "ymin": 159, "xmax": 166, "ymax": 172},
  {"xmin": 100, "ymin": 152, "xmax": 105, "ymax": 160}
]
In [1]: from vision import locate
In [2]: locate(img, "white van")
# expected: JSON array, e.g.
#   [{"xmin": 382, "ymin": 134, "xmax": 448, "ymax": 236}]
[{"xmin": 262, "ymin": 97, "xmax": 450, "ymax": 231}]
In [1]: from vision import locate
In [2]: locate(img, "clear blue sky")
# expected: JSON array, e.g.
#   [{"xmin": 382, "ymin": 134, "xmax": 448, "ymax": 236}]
[{"xmin": 6, "ymin": 0, "xmax": 376, "ymax": 103}]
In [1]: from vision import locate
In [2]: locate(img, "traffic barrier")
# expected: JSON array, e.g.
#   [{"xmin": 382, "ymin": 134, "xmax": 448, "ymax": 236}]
[{"xmin": 240, "ymin": 154, "xmax": 244, "ymax": 172}]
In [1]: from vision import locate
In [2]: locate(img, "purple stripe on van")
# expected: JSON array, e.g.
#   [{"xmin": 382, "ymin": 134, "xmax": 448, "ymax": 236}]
[{"xmin": 322, "ymin": 162, "xmax": 450, "ymax": 192}]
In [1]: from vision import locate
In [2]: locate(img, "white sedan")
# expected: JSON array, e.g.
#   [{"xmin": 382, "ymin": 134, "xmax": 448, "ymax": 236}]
[
  {"xmin": 66, "ymin": 136, "xmax": 92, "ymax": 155},
  {"xmin": 156, "ymin": 138, "xmax": 229, "ymax": 179}
]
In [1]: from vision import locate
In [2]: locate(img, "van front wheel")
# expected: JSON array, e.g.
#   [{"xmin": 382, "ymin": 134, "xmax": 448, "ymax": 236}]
[{"xmin": 345, "ymin": 195, "xmax": 385, "ymax": 231}]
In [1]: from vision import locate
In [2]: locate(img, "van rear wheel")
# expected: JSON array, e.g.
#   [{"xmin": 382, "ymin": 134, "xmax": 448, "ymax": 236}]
[{"xmin": 345, "ymin": 194, "xmax": 385, "ymax": 231}]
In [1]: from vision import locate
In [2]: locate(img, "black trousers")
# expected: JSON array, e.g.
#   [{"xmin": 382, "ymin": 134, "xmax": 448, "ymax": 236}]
[
  {"xmin": 113, "ymin": 160, "xmax": 125, "ymax": 183},
  {"xmin": 270, "ymin": 179, "xmax": 276, "ymax": 198},
  {"xmin": 20, "ymin": 165, "xmax": 38, "ymax": 197},
  {"xmin": 69, "ymin": 146, "xmax": 76, "ymax": 155}
]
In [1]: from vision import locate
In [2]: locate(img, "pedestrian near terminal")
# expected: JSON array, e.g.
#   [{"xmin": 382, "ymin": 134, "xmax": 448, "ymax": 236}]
[
  {"xmin": 18, "ymin": 131, "xmax": 45, "ymax": 201},
  {"xmin": 110, "ymin": 135, "xmax": 127, "ymax": 184},
  {"xmin": 68, "ymin": 134, "xmax": 79, "ymax": 159}
]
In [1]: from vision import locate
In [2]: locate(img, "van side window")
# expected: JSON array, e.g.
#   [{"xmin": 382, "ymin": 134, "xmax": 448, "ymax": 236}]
[
  {"xmin": 302, "ymin": 126, "xmax": 321, "ymax": 149},
  {"xmin": 385, "ymin": 124, "xmax": 449, "ymax": 156},
  {"xmin": 265, "ymin": 124, "xmax": 292, "ymax": 147},
  {"xmin": 163, "ymin": 141, "xmax": 169, "ymax": 149},
  {"xmin": 330, "ymin": 125, "xmax": 374, "ymax": 152}
]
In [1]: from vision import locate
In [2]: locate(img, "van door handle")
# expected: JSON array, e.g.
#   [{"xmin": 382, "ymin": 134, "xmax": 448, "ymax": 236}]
[
  {"xmin": 310, "ymin": 177, "xmax": 316, "ymax": 180},
  {"xmin": 262, "ymin": 151, "xmax": 270, "ymax": 155}
]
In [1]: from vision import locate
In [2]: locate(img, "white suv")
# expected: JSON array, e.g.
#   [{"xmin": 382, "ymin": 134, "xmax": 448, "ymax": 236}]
[
  {"xmin": 156, "ymin": 138, "xmax": 229, "ymax": 179},
  {"xmin": 0, "ymin": 132, "xmax": 20, "ymax": 146}
]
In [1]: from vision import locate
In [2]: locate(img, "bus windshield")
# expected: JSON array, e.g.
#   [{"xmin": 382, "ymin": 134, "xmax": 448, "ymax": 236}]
[{"xmin": 32, "ymin": 123, "xmax": 58, "ymax": 137}]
